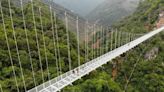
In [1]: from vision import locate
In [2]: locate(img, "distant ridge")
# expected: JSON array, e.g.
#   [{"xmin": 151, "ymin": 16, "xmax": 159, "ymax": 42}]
[{"xmin": 86, "ymin": 0, "xmax": 140, "ymax": 25}]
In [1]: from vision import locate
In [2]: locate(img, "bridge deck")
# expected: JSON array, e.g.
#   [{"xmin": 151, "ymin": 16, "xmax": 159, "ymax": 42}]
[{"xmin": 27, "ymin": 27, "xmax": 164, "ymax": 92}]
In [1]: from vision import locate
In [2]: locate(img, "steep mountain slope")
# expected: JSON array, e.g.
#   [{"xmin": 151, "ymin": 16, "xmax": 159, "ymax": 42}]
[
  {"xmin": 11, "ymin": 0, "xmax": 87, "ymax": 40},
  {"xmin": 114, "ymin": 0, "xmax": 164, "ymax": 33},
  {"xmin": 0, "ymin": 0, "xmax": 86, "ymax": 92},
  {"xmin": 11, "ymin": 0, "xmax": 83, "ymax": 19},
  {"xmin": 86, "ymin": 0, "xmax": 140, "ymax": 25},
  {"xmin": 62, "ymin": 0, "xmax": 164, "ymax": 92}
]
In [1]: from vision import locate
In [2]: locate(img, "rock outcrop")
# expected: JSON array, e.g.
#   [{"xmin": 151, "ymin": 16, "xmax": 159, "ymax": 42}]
[{"xmin": 144, "ymin": 47, "xmax": 159, "ymax": 60}]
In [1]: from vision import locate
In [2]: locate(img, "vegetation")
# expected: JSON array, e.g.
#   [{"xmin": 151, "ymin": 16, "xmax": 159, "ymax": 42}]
[
  {"xmin": 0, "ymin": 0, "xmax": 86, "ymax": 92},
  {"xmin": 63, "ymin": 0, "xmax": 164, "ymax": 92},
  {"xmin": 86, "ymin": 0, "xmax": 140, "ymax": 25},
  {"xmin": 0, "ymin": 0, "xmax": 163, "ymax": 92},
  {"xmin": 114, "ymin": 0, "xmax": 164, "ymax": 33}
]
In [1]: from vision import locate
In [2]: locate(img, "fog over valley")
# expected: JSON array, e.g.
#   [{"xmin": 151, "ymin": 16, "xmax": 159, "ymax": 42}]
[{"xmin": 54, "ymin": 0, "xmax": 105, "ymax": 16}]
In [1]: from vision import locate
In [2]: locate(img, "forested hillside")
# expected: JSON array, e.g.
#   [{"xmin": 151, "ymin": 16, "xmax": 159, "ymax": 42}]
[
  {"xmin": 63, "ymin": 0, "xmax": 164, "ymax": 92},
  {"xmin": 114, "ymin": 0, "xmax": 164, "ymax": 33},
  {"xmin": 86, "ymin": 0, "xmax": 140, "ymax": 25},
  {"xmin": 10, "ymin": 0, "xmax": 87, "ymax": 40},
  {"xmin": 0, "ymin": 0, "xmax": 164, "ymax": 92},
  {"xmin": 0, "ymin": 0, "xmax": 86, "ymax": 92}
]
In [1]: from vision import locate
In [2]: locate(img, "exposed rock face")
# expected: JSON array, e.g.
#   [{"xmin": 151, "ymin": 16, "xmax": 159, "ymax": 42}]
[
  {"xmin": 112, "ymin": 62, "xmax": 118, "ymax": 80},
  {"xmin": 156, "ymin": 11, "xmax": 164, "ymax": 28},
  {"xmin": 144, "ymin": 47, "xmax": 159, "ymax": 60}
]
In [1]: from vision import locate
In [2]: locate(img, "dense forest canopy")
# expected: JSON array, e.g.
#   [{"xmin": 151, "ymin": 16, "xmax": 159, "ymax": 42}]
[
  {"xmin": 63, "ymin": 0, "xmax": 164, "ymax": 92},
  {"xmin": 0, "ymin": 0, "xmax": 86, "ymax": 92},
  {"xmin": 0, "ymin": 0, "xmax": 163, "ymax": 92}
]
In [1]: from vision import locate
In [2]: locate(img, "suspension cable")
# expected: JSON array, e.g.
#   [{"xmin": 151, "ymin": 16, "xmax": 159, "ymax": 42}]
[
  {"xmin": 119, "ymin": 30, "xmax": 121, "ymax": 47},
  {"xmin": 50, "ymin": 7, "xmax": 59, "ymax": 76},
  {"xmin": 65, "ymin": 11, "xmax": 72, "ymax": 71},
  {"xmin": 0, "ymin": 1, "xmax": 20, "ymax": 92},
  {"xmin": 115, "ymin": 29, "xmax": 118, "ymax": 49},
  {"xmin": 86, "ymin": 21, "xmax": 89, "ymax": 62},
  {"xmin": 105, "ymin": 27, "xmax": 109, "ymax": 53},
  {"xmin": 93, "ymin": 24, "xmax": 96, "ymax": 58},
  {"xmin": 101, "ymin": 26, "xmax": 103, "ymax": 55},
  {"xmin": 92, "ymin": 25, "xmax": 94, "ymax": 59},
  {"xmin": 102, "ymin": 26, "xmax": 104, "ymax": 54},
  {"xmin": 30, "ymin": 0, "xmax": 45, "ymax": 87},
  {"xmin": 20, "ymin": 0, "xmax": 37, "ymax": 90},
  {"xmin": 111, "ymin": 29, "xmax": 113, "ymax": 51},
  {"xmin": 39, "ymin": 7, "xmax": 51, "ymax": 84},
  {"xmin": 85, "ymin": 20, "xmax": 89, "ymax": 62},
  {"xmin": 97, "ymin": 25, "xmax": 100, "ymax": 57},
  {"xmin": 98, "ymin": 26, "xmax": 101, "ymax": 56},
  {"xmin": 8, "ymin": 0, "xmax": 27, "ymax": 91},
  {"xmin": 54, "ymin": 12, "xmax": 61, "ymax": 75},
  {"xmin": 76, "ymin": 16, "xmax": 80, "ymax": 69},
  {"xmin": 95, "ymin": 25, "xmax": 98, "ymax": 57},
  {"xmin": 49, "ymin": 0, "xmax": 60, "ymax": 76}
]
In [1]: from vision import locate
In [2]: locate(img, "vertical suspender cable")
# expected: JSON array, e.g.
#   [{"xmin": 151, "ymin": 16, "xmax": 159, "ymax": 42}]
[
  {"xmin": 93, "ymin": 24, "xmax": 96, "ymax": 58},
  {"xmin": 111, "ymin": 30, "xmax": 113, "ymax": 51},
  {"xmin": 0, "ymin": 1, "xmax": 19, "ymax": 92},
  {"xmin": 49, "ymin": 0, "xmax": 60, "ymax": 76},
  {"xmin": 121, "ymin": 32, "xmax": 124, "ymax": 45},
  {"xmin": 129, "ymin": 33, "xmax": 131, "ymax": 42},
  {"xmin": 115, "ymin": 29, "xmax": 117, "ymax": 49},
  {"xmin": 128, "ymin": 32, "xmax": 130, "ymax": 42},
  {"xmin": 30, "ymin": 0, "xmax": 45, "ymax": 87},
  {"xmin": 99, "ymin": 26, "xmax": 101, "ymax": 56},
  {"xmin": 84, "ymin": 21, "xmax": 87, "ymax": 62},
  {"xmin": 125, "ymin": 32, "xmax": 127, "ymax": 44},
  {"xmin": 8, "ymin": 0, "xmax": 26, "ymax": 91},
  {"xmin": 100, "ymin": 26, "xmax": 102, "ymax": 55},
  {"xmin": 65, "ymin": 12, "xmax": 72, "ymax": 71},
  {"xmin": 101, "ymin": 26, "xmax": 103, "ymax": 55},
  {"xmin": 54, "ymin": 12, "xmax": 61, "ymax": 75},
  {"xmin": 95, "ymin": 25, "xmax": 98, "ymax": 57},
  {"xmin": 20, "ymin": 0, "xmax": 37, "ymax": 90},
  {"xmin": 92, "ymin": 25, "xmax": 94, "ymax": 59},
  {"xmin": 94, "ymin": 24, "xmax": 96, "ymax": 57},
  {"xmin": 98, "ymin": 26, "xmax": 100, "ymax": 56},
  {"xmin": 103, "ymin": 26, "xmax": 105, "ymax": 54},
  {"xmin": 124, "ymin": 32, "xmax": 126, "ymax": 45},
  {"xmin": 105, "ymin": 27, "xmax": 107, "ymax": 53},
  {"xmin": 131, "ymin": 29, "xmax": 134, "ymax": 41},
  {"xmin": 76, "ymin": 16, "xmax": 81, "ymax": 69},
  {"xmin": 102, "ymin": 27, "xmax": 104, "ymax": 54},
  {"xmin": 97, "ymin": 25, "xmax": 99, "ymax": 56},
  {"xmin": 118, "ymin": 30, "xmax": 120, "ymax": 47},
  {"xmin": 119, "ymin": 31, "xmax": 122, "ymax": 46},
  {"xmin": 86, "ymin": 21, "xmax": 89, "ymax": 62},
  {"xmin": 39, "ymin": 7, "xmax": 51, "ymax": 84},
  {"xmin": 96, "ymin": 25, "xmax": 98, "ymax": 57},
  {"xmin": 126, "ymin": 32, "xmax": 129, "ymax": 43},
  {"xmin": 106, "ymin": 27, "xmax": 109, "ymax": 53},
  {"xmin": 119, "ymin": 31, "xmax": 121, "ymax": 47}
]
